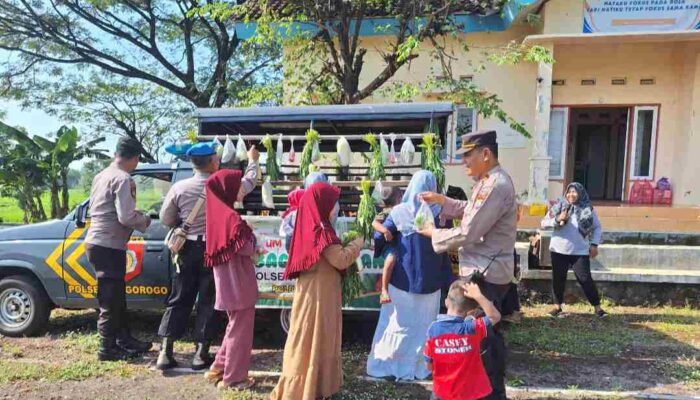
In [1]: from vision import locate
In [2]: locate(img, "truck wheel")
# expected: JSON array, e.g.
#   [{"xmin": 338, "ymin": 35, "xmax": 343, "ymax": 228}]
[
  {"xmin": 279, "ymin": 308, "xmax": 291, "ymax": 335},
  {"xmin": 0, "ymin": 275, "xmax": 51, "ymax": 337}
]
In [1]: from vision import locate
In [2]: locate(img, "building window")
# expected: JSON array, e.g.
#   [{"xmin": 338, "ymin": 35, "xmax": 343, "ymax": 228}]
[
  {"xmin": 630, "ymin": 106, "xmax": 658, "ymax": 180},
  {"xmin": 548, "ymin": 108, "xmax": 568, "ymax": 179}
]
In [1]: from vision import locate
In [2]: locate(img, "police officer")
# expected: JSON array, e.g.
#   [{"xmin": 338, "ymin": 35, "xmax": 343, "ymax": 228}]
[
  {"xmin": 418, "ymin": 130, "xmax": 516, "ymax": 400},
  {"xmin": 85, "ymin": 137, "xmax": 152, "ymax": 361},
  {"xmin": 156, "ymin": 142, "xmax": 260, "ymax": 370}
]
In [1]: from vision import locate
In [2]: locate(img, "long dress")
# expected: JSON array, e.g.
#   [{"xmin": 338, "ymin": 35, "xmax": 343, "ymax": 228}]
[
  {"xmin": 211, "ymin": 241, "xmax": 258, "ymax": 384},
  {"xmin": 366, "ymin": 214, "xmax": 453, "ymax": 380},
  {"xmin": 270, "ymin": 239, "xmax": 363, "ymax": 400}
]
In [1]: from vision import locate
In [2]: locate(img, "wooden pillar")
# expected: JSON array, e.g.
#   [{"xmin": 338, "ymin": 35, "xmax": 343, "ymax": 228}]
[{"xmin": 527, "ymin": 45, "xmax": 554, "ymax": 210}]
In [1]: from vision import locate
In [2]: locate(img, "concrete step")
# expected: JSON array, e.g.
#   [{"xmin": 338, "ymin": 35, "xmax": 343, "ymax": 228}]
[
  {"xmin": 516, "ymin": 230, "xmax": 700, "ymax": 246},
  {"xmin": 522, "ymin": 267, "xmax": 700, "ymax": 284}
]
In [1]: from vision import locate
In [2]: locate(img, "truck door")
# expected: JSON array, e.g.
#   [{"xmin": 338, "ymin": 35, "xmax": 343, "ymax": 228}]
[{"xmin": 63, "ymin": 170, "xmax": 173, "ymax": 308}]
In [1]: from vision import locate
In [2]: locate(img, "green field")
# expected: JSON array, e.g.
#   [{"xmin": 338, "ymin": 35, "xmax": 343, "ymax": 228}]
[{"xmin": 0, "ymin": 189, "xmax": 89, "ymax": 224}]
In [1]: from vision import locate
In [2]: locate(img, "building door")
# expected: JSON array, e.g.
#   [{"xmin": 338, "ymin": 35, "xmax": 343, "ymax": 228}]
[{"xmin": 569, "ymin": 108, "xmax": 628, "ymax": 201}]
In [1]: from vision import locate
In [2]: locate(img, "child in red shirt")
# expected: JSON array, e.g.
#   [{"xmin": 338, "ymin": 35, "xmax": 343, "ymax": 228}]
[{"xmin": 424, "ymin": 280, "xmax": 502, "ymax": 400}]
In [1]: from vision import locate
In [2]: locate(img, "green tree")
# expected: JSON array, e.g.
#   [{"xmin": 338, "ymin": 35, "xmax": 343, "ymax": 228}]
[
  {"xmin": 198, "ymin": 0, "xmax": 553, "ymax": 136},
  {"xmin": 80, "ymin": 159, "xmax": 111, "ymax": 194},
  {"xmin": 34, "ymin": 126, "xmax": 109, "ymax": 218}
]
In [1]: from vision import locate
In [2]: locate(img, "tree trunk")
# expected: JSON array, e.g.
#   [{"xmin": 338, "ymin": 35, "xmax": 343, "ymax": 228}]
[
  {"xmin": 60, "ymin": 170, "xmax": 70, "ymax": 217},
  {"xmin": 34, "ymin": 193, "xmax": 47, "ymax": 221},
  {"xmin": 50, "ymin": 177, "xmax": 60, "ymax": 219}
]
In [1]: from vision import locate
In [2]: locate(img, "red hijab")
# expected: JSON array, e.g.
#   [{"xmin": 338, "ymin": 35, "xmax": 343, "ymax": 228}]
[
  {"xmin": 283, "ymin": 182, "xmax": 341, "ymax": 280},
  {"xmin": 282, "ymin": 188, "xmax": 305, "ymax": 219},
  {"xmin": 204, "ymin": 170, "xmax": 255, "ymax": 267}
]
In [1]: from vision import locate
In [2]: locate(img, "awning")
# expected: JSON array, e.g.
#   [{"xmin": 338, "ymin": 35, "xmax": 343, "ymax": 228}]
[
  {"xmin": 524, "ymin": 30, "xmax": 700, "ymax": 46},
  {"xmin": 196, "ymin": 102, "xmax": 455, "ymax": 123}
]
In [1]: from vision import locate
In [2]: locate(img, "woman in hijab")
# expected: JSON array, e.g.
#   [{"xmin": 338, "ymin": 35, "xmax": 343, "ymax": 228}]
[
  {"xmin": 202, "ymin": 170, "xmax": 258, "ymax": 390},
  {"xmin": 279, "ymin": 188, "xmax": 305, "ymax": 251},
  {"xmin": 271, "ymin": 182, "xmax": 364, "ymax": 400},
  {"xmin": 366, "ymin": 170, "xmax": 453, "ymax": 381},
  {"xmin": 541, "ymin": 182, "xmax": 606, "ymax": 318}
]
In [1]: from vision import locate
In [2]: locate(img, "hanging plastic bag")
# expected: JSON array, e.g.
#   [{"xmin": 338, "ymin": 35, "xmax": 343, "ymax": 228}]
[
  {"xmin": 337, "ymin": 136, "xmax": 352, "ymax": 167},
  {"xmin": 235, "ymin": 134, "xmax": 247, "ymax": 162},
  {"xmin": 414, "ymin": 201, "xmax": 435, "ymax": 231},
  {"xmin": 379, "ymin": 133, "xmax": 389, "ymax": 164},
  {"xmin": 213, "ymin": 135, "xmax": 224, "ymax": 158},
  {"xmin": 400, "ymin": 137, "xmax": 416, "ymax": 164},
  {"xmin": 656, "ymin": 177, "xmax": 671, "ymax": 190},
  {"xmin": 262, "ymin": 176, "xmax": 275, "ymax": 209},
  {"xmin": 276, "ymin": 134, "xmax": 284, "ymax": 165},
  {"xmin": 371, "ymin": 180, "xmax": 385, "ymax": 203},
  {"xmin": 311, "ymin": 140, "xmax": 321, "ymax": 162},
  {"xmin": 388, "ymin": 133, "xmax": 397, "ymax": 164},
  {"xmin": 289, "ymin": 137, "xmax": 296, "ymax": 162},
  {"xmin": 221, "ymin": 135, "xmax": 235, "ymax": 163}
]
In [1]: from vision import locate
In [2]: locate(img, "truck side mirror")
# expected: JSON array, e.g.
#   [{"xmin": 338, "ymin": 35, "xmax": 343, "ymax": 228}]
[{"xmin": 75, "ymin": 202, "xmax": 88, "ymax": 228}]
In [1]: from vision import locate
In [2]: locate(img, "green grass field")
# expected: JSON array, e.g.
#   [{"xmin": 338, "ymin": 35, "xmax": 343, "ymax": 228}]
[{"xmin": 0, "ymin": 189, "xmax": 89, "ymax": 224}]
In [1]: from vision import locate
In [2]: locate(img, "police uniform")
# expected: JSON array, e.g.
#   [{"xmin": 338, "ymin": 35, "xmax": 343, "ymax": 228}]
[
  {"xmin": 430, "ymin": 130, "xmax": 517, "ymax": 400},
  {"xmin": 157, "ymin": 142, "xmax": 258, "ymax": 370},
  {"xmin": 85, "ymin": 160, "xmax": 151, "ymax": 359}
]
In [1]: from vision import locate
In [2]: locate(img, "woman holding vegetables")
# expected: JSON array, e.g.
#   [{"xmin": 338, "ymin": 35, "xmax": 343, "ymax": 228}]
[
  {"xmin": 366, "ymin": 170, "xmax": 453, "ymax": 381},
  {"xmin": 271, "ymin": 182, "xmax": 364, "ymax": 400}
]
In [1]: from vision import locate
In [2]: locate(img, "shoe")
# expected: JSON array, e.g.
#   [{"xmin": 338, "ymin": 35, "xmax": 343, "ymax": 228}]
[
  {"xmin": 192, "ymin": 342, "xmax": 213, "ymax": 370},
  {"xmin": 204, "ymin": 368, "xmax": 223, "ymax": 385},
  {"xmin": 548, "ymin": 308, "xmax": 564, "ymax": 318},
  {"xmin": 116, "ymin": 334, "xmax": 152, "ymax": 355},
  {"xmin": 596, "ymin": 309, "xmax": 609, "ymax": 318},
  {"xmin": 98, "ymin": 337, "xmax": 132, "ymax": 362},
  {"xmin": 156, "ymin": 337, "xmax": 178, "ymax": 370},
  {"xmin": 502, "ymin": 311, "xmax": 522, "ymax": 324}
]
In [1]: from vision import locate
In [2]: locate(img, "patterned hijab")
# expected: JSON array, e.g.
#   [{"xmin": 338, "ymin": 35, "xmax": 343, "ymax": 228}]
[
  {"xmin": 389, "ymin": 170, "xmax": 441, "ymax": 235},
  {"xmin": 551, "ymin": 182, "xmax": 594, "ymax": 237},
  {"xmin": 304, "ymin": 172, "xmax": 328, "ymax": 188}
]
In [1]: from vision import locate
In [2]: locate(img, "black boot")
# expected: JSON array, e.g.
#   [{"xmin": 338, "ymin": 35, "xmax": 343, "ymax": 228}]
[
  {"xmin": 156, "ymin": 337, "xmax": 178, "ymax": 370},
  {"xmin": 116, "ymin": 331, "xmax": 152, "ymax": 355},
  {"xmin": 98, "ymin": 337, "xmax": 131, "ymax": 362},
  {"xmin": 191, "ymin": 342, "xmax": 213, "ymax": 371}
]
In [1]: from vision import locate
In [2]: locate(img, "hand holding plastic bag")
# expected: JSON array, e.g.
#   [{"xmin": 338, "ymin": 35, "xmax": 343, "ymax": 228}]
[{"xmin": 414, "ymin": 201, "xmax": 435, "ymax": 231}]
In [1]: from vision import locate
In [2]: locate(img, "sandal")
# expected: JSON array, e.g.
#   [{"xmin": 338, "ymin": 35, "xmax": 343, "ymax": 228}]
[
  {"xmin": 596, "ymin": 309, "xmax": 609, "ymax": 318},
  {"xmin": 217, "ymin": 377, "xmax": 256, "ymax": 391},
  {"xmin": 380, "ymin": 292, "xmax": 392, "ymax": 304},
  {"xmin": 548, "ymin": 308, "xmax": 564, "ymax": 318},
  {"xmin": 204, "ymin": 368, "xmax": 223, "ymax": 385}
]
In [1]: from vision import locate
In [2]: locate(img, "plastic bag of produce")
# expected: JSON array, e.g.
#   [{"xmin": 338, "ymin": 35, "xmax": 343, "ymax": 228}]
[
  {"xmin": 389, "ymin": 133, "xmax": 397, "ymax": 164},
  {"xmin": 221, "ymin": 135, "xmax": 236, "ymax": 163},
  {"xmin": 400, "ymin": 137, "xmax": 415, "ymax": 164},
  {"xmin": 337, "ymin": 136, "xmax": 352, "ymax": 166},
  {"xmin": 371, "ymin": 180, "xmax": 385, "ymax": 203},
  {"xmin": 414, "ymin": 201, "xmax": 435, "ymax": 231},
  {"xmin": 289, "ymin": 138, "xmax": 296, "ymax": 162},
  {"xmin": 235, "ymin": 134, "xmax": 247, "ymax": 162},
  {"xmin": 262, "ymin": 176, "xmax": 275, "ymax": 209},
  {"xmin": 276, "ymin": 134, "xmax": 284, "ymax": 164},
  {"xmin": 312, "ymin": 141, "xmax": 321, "ymax": 162},
  {"xmin": 380, "ymin": 133, "xmax": 389, "ymax": 164}
]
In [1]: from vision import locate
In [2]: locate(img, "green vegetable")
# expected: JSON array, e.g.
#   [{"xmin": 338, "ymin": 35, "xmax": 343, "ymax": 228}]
[
  {"xmin": 414, "ymin": 213, "xmax": 425, "ymax": 228},
  {"xmin": 341, "ymin": 230, "xmax": 363, "ymax": 306},
  {"xmin": 420, "ymin": 133, "xmax": 445, "ymax": 192},
  {"xmin": 261, "ymin": 134, "xmax": 280, "ymax": 181},
  {"xmin": 363, "ymin": 133, "xmax": 385, "ymax": 181},
  {"xmin": 299, "ymin": 128, "xmax": 321, "ymax": 179},
  {"xmin": 356, "ymin": 179, "xmax": 377, "ymax": 242}
]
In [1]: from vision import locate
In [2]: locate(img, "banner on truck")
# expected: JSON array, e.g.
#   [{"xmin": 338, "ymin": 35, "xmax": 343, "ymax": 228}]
[
  {"xmin": 583, "ymin": 0, "xmax": 700, "ymax": 33},
  {"xmin": 246, "ymin": 217, "xmax": 384, "ymax": 310}
]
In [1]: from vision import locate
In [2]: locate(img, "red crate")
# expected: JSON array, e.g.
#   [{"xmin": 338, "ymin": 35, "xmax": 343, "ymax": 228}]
[
  {"xmin": 653, "ymin": 189, "xmax": 672, "ymax": 206},
  {"xmin": 629, "ymin": 180, "xmax": 654, "ymax": 204}
]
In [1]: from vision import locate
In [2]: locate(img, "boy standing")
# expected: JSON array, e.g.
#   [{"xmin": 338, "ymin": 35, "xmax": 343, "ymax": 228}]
[{"xmin": 424, "ymin": 279, "xmax": 502, "ymax": 400}]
